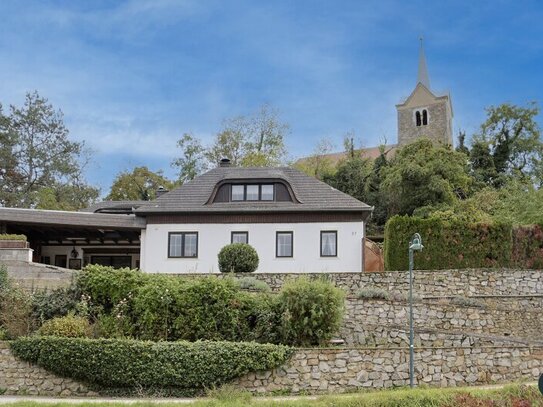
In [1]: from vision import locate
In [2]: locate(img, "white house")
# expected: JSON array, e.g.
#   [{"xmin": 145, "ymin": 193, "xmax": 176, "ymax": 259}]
[{"xmin": 0, "ymin": 161, "xmax": 373, "ymax": 273}]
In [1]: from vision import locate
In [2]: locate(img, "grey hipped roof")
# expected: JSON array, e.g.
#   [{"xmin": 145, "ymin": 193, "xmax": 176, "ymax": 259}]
[{"xmin": 136, "ymin": 166, "xmax": 373, "ymax": 215}]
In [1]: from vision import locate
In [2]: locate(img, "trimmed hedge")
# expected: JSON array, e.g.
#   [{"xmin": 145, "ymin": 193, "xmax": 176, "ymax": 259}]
[
  {"xmin": 0, "ymin": 234, "xmax": 26, "ymax": 241},
  {"xmin": 218, "ymin": 243, "xmax": 259, "ymax": 273},
  {"xmin": 384, "ymin": 216, "xmax": 512, "ymax": 270},
  {"xmin": 11, "ymin": 337, "xmax": 292, "ymax": 393},
  {"xmin": 512, "ymin": 224, "xmax": 543, "ymax": 269}
]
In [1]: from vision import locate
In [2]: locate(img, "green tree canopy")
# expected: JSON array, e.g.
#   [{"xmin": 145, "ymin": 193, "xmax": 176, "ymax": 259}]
[
  {"xmin": 381, "ymin": 138, "xmax": 472, "ymax": 216},
  {"xmin": 0, "ymin": 91, "xmax": 98, "ymax": 209},
  {"xmin": 107, "ymin": 166, "xmax": 175, "ymax": 201},
  {"xmin": 474, "ymin": 102, "xmax": 542, "ymax": 186},
  {"xmin": 172, "ymin": 104, "xmax": 289, "ymax": 175}
]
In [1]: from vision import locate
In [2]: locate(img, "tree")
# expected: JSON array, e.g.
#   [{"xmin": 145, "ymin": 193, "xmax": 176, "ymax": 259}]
[
  {"xmin": 324, "ymin": 153, "xmax": 372, "ymax": 204},
  {"xmin": 36, "ymin": 181, "xmax": 100, "ymax": 211},
  {"xmin": 364, "ymin": 145, "xmax": 391, "ymax": 228},
  {"xmin": 475, "ymin": 102, "xmax": 542, "ymax": 184},
  {"xmin": 171, "ymin": 133, "xmax": 207, "ymax": 184},
  {"xmin": 381, "ymin": 138, "xmax": 472, "ymax": 216},
  {"xmin": 107, "ymin": 166, "xmax": 175, "ymax": 201},
  {"xmin": 0, "ymin": 92, "xmax": 96, "ymax": 208},
  {"xmin": 293, "ymin": 137, "xmax": 336, "ymax": 180},
  {"xmin": 469, "ymin": 141, "xmax": 501, "ymax": 187},
  {"xmin": 455, "ymin": 130, "xmax": 470, "ymax": 156},
  {"xmin": 173, "ymin": 104, "xmax": 290, "ymax": 170}
]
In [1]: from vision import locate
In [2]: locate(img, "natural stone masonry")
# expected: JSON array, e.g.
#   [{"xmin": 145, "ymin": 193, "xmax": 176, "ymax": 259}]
[
  {"xmin": 2, "ymin": 341, "xmax": 542, "ymax": 396},
  {"xmin": 175, "ymin": 269, "xmax": 543, "ymax": 297},
  {"xmin": 232, "ymin": 346, "xmax": 543, "ymax": 394},
  {"xmin": 0, "ymin": 342, "xmax": 96, "ymax": 396},
  {"xmin": 341, "ymin": 299, "xmax": 543, "ymax": 345}
]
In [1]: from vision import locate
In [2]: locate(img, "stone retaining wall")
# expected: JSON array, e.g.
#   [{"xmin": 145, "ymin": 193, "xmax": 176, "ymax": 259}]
[
  {"xmin": 0, "ymin": 342, "xmax": 95, "ymax": 396},
  {"xmin": 2, "ymin": 341, "xmax": 542, "ymax": 396},
  {"xmin": 233, "ymin": 346, "xmax": 543, "ymax": 394},
  {"xmin": 176, "ymin": 269, "xmax": 543, "ymax": 297},
  {"xmin": 341, "ymin": 299, "xmax": 543, "ymax": 345}
]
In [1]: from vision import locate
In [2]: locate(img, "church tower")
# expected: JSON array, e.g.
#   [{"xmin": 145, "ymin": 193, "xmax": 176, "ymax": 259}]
[{"xmin": 396, "ymin": 40, "xmax": 453, "ymax": 146}]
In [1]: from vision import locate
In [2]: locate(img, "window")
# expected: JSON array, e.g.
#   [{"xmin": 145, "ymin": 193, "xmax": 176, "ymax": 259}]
[
  {"xmin": 169, "ymin": 232, "xmax": 198, "ymax": 258},
  {"xmin": 422, "ymin": 109, "xmax": 428, "ymax": 125},
  {"xmin": 261, "ymin": 184, "xmax": 274, "ymax": 200},
  {"xmin": 415, "ymin": 109, "xmax": 429, "ymax": 127},
  {"xmin": 55, "ymin": 255, "xmax": 67, "ymax": 268},
  {"xmin": 320, "ymin": 231, "xmax": 337, "ymax": 257},
  {"xmin": 229, "ymin": 184, "xmax": 276, "ymax": 201},
  {"xmin": 232, "ymin": 185, "xmax": 245, "ymax": 201},
  {"xmin": 246, "ymin": 185, "xmax": 259, "ymax": 201},
  {"xmin": 231, "ymin": 231, "xmax": 249, "ymax": 244},
  {"xmin": 276, "ymin": 231, "xmax": 293, "ymax": 257}
]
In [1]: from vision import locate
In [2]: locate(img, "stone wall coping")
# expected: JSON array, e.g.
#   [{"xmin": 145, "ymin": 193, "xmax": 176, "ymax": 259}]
[
  {"xmin": 166, "ymin": 268, "xmax": 543, "ymax": 276},
  {"xmin": 295, "ymin": 345, "xmax": 543, "ymax": 351}
]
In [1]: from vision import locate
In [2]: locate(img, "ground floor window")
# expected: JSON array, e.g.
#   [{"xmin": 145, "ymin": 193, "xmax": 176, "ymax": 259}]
[
  {"xmin": 320, "ymin": 231, "xmax": 337, "ymax": 257},
  {"xmin": 168, "ymin": 232, "xmax": 198, "ymax": 258},
  {"xmin": 276, "ymin": 231, "xmax": 293, "ymax": 257},
  {"xmin": 231, "ymin": 231, "xmax": 249, "ymax": 244}
]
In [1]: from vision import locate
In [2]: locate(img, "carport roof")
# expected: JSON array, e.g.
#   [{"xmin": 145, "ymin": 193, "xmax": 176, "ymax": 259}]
[{"xmin": 0, "ymin": 207, "xmax": 146, "ymax": 230}]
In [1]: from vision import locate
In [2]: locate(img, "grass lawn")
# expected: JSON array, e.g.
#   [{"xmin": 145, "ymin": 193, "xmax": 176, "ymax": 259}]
[{"xmin": 1, "ymin": 384, "xmax": 542, "ymax": 407}]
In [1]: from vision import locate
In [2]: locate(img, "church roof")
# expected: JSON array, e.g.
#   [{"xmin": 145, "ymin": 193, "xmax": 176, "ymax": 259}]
[{"xmin": 417, "ymin": 38, "xmax": 431, "ymax": 89}]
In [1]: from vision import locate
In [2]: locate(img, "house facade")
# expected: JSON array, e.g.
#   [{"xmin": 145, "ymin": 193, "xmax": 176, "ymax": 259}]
[{"xmin": 0, "ymin": 162, "xmax": 373, "ymax": 273}]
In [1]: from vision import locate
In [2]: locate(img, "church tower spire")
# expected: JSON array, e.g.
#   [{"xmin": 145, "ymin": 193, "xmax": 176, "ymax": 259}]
[
  {"xmin": 417, "ymin": 37, "xmax": 430, "ymax": 89},
  {"xmin": 396, "ymin": 39, "xmax": 453, "ymax": 147}
]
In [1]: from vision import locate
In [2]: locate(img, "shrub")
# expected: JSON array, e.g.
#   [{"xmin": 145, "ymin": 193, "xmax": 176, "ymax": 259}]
[
  {"xmin": 384, "ymin": 215, "xmax": 512, "ymax": 271},
  {"xmin": 131, "ymin": 277, "xmax": 184, "ymax": 340},
  {"xmin": 38, "ymin": 315, "xmax": 91, "ymax": 338},
  {"xmin": 0, "ymin": 269, "xmax": 36, "ymax": 338},
  {"xmin": 173, "ymin": 278, "xmax": 257, "ymax": 342},
  {"xmin": 218, "ymin": 243, "xmax": 259, "ymax": 273},
  {"xmin": 11, "ymin": 337, "xmax": 293, "ymax": 394},
  {"xmin": 237, "ymin": 277, "xmax": 271, "ymax": 292},
  {"xmin": 77, "ymin": 265, "xmax": 150, "ymax": 310},
  {"xmin": 357, "ymin": 287, "xmax": 390, "ymax": 300},
  {"xmin": 275, "ymin": 277, "xmax": 345, "ymax": 346},
  {"xmin": 32, "ymin": 286, "xmax": 80, "ymax": 323},
  {"xmin": 0, "ymin": 234, "xmax": 27, "ymax": 241}
]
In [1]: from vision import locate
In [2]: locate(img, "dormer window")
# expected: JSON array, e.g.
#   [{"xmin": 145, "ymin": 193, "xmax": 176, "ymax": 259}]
[
  {"xmin": 229, "ymin": 184, "xmax": 275, "ymax": 201},
  {"xmin": 212, "ymin": 181, "xmax": 293, "ymax": 203},
  {"xmin": 415, "ymin": 108, "xmax": 429, "ymax": 126}
]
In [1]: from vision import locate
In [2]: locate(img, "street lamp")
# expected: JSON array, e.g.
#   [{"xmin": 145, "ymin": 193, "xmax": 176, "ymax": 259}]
[{"xmin": 408, "ymin": 233, "xmax": 423, "ymax": 388}]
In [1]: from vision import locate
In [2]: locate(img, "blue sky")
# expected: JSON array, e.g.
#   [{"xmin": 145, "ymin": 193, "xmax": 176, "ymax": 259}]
[{"xmin": 1, "ymin": 0, "xmax": 542, "ymax": 194}]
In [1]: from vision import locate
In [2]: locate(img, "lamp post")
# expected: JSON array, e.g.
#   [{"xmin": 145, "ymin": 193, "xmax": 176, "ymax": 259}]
[{"xmin": 408, "ymin": 233, "xmax": 423, "ymax": 388}]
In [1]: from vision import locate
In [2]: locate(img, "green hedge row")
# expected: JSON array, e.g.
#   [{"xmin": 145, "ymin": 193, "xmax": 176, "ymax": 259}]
[
  {"xmin": 11, "ymin": 337, "xmax": 293, "ymax": 394},
  {"xmin": 384, "ymin": 216, "xmax": 513, "ymax": 270},
  {"xmin": 512, "ymin": 225, "xmax": 543, "ymax": 269},
  {"xmin": 0, "ymin": 234, "xmax": 27, "ymax": 241}
]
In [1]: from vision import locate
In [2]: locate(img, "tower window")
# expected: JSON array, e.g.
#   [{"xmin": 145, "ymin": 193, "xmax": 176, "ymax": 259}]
[{"xmin": 414, "ymin": 109, "xmax": 429, "ymax": 126}]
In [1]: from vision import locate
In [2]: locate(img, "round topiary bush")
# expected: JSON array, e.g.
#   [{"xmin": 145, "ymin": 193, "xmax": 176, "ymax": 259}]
[{"xmin": 218, "ymin": 243, "xmax": 259, "ymax": 273}]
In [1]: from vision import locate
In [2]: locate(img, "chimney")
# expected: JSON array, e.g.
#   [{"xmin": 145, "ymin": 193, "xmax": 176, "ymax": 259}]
[
  {"xmin": 219, "ymin": 158, "xmax": 232, "ymax": 167},
  {"xmin": 156, "ymin": 186, "xmax": 169, "ymax": 198}
]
